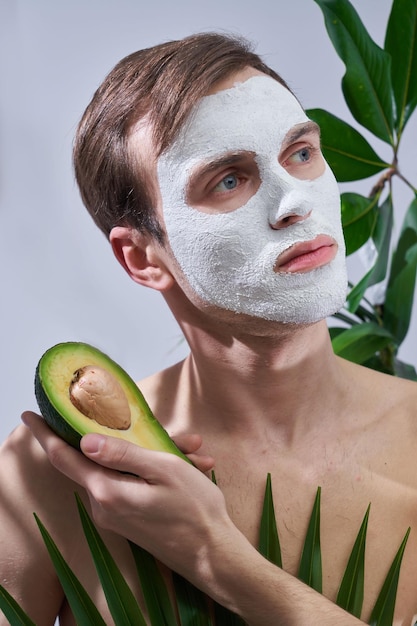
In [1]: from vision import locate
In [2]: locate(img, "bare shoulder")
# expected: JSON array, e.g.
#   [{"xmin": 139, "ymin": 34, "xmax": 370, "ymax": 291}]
[
  {"xmin": 342, "ymin": 358, "xmax": 417, "ymax": 417},
  {"xmin": 343, "ymin": 359, "xmax": 417, "ymax": 479},
  {"xmin": 0, "ymin": 424, "xmax": 82, "ymax": 531}
]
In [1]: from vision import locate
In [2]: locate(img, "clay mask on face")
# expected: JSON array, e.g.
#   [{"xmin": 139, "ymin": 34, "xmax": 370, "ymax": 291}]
[{"xmin": 157, "ymin": 75, "xmax": 347, "ymax": 324}]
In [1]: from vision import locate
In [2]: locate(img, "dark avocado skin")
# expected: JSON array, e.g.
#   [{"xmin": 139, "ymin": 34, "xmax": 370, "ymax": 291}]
[{"xmin": 35, "ymin": 364, "xmax": 83, "ymax": 449}]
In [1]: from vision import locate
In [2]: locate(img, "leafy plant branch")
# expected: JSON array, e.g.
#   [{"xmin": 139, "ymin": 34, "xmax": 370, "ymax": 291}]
[{"xmin": 307, "ymin": 0, "xmax": 417, "ymax": 380}]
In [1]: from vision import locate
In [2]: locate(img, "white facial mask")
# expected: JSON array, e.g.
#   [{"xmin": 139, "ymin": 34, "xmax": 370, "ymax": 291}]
[{"xmin": 157, "ymin": 76, "xmax": 347, "ymax": 324}]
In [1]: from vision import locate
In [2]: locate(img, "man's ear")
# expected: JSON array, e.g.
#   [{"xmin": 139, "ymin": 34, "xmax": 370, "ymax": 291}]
[{"xmin": 109, "ymin": 226, "xmax": 175, "ymax": 292}]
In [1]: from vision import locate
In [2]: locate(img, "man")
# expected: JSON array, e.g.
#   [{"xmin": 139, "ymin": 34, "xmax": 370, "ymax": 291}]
[{"xmin": 2, "ymin": 33, "xmax": 417, "ymax": 625}]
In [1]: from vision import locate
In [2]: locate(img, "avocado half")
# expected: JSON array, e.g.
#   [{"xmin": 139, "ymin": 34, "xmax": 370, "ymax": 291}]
[{"xmin": 34, "ymin": 342, "xmax": 190, "ymax": 463}]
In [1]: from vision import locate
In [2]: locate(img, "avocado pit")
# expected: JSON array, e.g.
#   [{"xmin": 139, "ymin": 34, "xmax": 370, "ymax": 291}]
[{"xmin": 69, "ymin": 365, "xmax": 131, "ymax": 430}]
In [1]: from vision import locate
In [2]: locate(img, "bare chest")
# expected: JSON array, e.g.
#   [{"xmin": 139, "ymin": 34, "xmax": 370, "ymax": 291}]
[{"xmin": 212, "ymin": 448, "xmax": 417, "ymax": 625}]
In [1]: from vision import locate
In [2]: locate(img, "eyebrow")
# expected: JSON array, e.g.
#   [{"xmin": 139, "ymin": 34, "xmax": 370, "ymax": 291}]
[
  {"xmin": 187, "ymin": 122, "xmax": 320, "ymax": 187},
  {"xmin": 189, "ymin": 152, "xmax": 249, "ymax": 183},
  {"xmin": 283, "ymin": 121, "xmax": 321, "ymax": 146}
]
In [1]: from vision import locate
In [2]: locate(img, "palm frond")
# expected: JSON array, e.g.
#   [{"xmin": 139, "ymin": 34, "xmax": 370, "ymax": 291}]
[
  {"xmin": 129, "ymin": 541, "xmax": 177, "ymax": 626},
  {"xmin": 75, "ymin": 493, "xmax": 147, "ymax": 626},
  {"xmin": 0, "ymin": 485, "xmax": 411, "ymax": 626},
  {"xmin": 258, "ymin": 473, "xmax": 282, "ymax": 567},
  {"xmin": 34, "ymin": 512, "xmax": 107, "ymax": 626},
  {"xmin": 298, "ymin": 486, "xmax": 322, "ymax": 593},
  {"xmin": 336, "ymin": 504, "xmax": 370, "ymax": 616},
  {"xmin": 0, "ymin": 584, "xmax": 37, "ymax": 626},
  {"xmin": 368, "ymin": 528, "xmax": 411, "ymax": 626}
]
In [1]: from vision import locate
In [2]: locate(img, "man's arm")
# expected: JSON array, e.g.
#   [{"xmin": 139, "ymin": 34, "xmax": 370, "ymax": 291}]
[
  {"xmin": 23, "ymin": 411, "xmax": 364, "ymax": 626},
  {"xmin": 0, "ymin": 425, "xmax": 68, "ymax": 625}
]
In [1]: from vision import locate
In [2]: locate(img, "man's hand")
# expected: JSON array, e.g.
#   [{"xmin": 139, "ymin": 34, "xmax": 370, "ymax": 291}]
[
  {"xmin": 21, "ymin": 411, "xmax": 230, "ymax": 581},
  {"xmin": 21, "ymin": 411, "xmax": 365, "ymax": 625}
]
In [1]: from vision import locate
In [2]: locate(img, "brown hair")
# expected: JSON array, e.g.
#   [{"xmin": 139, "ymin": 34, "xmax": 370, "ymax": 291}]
[{"xmin": 73, "ymin": 32, "xmax": 291, "ymax": 242}]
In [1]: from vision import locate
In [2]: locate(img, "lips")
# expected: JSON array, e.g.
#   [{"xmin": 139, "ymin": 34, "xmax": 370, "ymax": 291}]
[{"xmin": 274, "ymin": 234, "xmax": 338, "ymax": 274}]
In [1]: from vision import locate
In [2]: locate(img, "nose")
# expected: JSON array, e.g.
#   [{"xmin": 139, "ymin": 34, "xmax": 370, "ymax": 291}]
[
  {"xmin": 268, "ymin": 186, "xmax": 312, "ymax": 230},
  {"xmin": 270, "ymin": 209, "xmax": 312, "ymax": 230}
]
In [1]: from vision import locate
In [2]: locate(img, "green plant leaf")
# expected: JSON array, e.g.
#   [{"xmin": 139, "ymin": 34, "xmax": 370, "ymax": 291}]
[
  {"xmin": 384, "ymin": 240, "xmax": 417, "ymax": 344},
  {"xmin": 172, "ymin": 573, "xmax": 213, "ymax": 626},
  {"xmin": 347, "ymin": 195, "xmax": 393, "ymax": 313},
  {"xmin": 383, "ymin": 197, "xmax": 417, "ymax": 343},
  {"xmin": 401, "ymin": 194, "xmax": 417, "ymax": 234},
  {"xmin": 213, "ymin": 602, "xmax": 246, "ymax": 625},
  {"xmin": 129, "ymin": 542, "xmax": 177, "ymax": 626},
  {"xmin": 306, "ymin": 109, "xmax": 389, "ymax": 182},
  {"xmin": 298, "ymin": 487, "xmax": 322, "ymax": 593},
  {"xmin": 34, "ymin": 513, "xmax": 107, "ymax": 626},
  {"xmin": 386, "ymin": 213, "xmax": 417, "ymax": 285},
  {"xmin": 362, "ymin": 354, "xmax": 392, "ymax": 376},
  {"xmin": 341, "ymin": 192, "xmax": 379, "ymax": 256},
  {"xmin": 258, "ymin": 473, "xmax": 282, "ymax": 568},
  {"xmin": 314, "ymin": 0, "xmax": 394, "ymax": 144},
  {"xmin": 368, "ymin": 527, "xmax": 411, "ymax": 626},
  {"xmin": 393, "ymin": 358, "xmax": 417, "ymax": 381},
  {"xmin": 336, "ymin": 505, "xmax": 370, "ymax": 616},
  {"xmin": 384, "ymin": 0, "xmax": 417, "ymax": 134},
  {"xmin": 328, "ymin": 326, "xmax": 349, "ymax": 341},
  {"xmin": 0, "ymin": 585, "xmax": 37, "ymax": 626},
  {"xmin": 75, "ymin": 494, "xmax": 147, "ymax": 626},
  {"xmin": 331, "ymin": 322, "xmax": 394, "ymax": 364}
]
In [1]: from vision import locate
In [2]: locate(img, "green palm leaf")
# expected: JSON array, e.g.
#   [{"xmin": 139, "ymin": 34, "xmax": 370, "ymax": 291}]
[
  {"xmin": 34, "ymin": 513, "xmax": 107, "ymax": 626},
  {"xmin": 0, "ymin": 585, "xmax": 36, "ymax": 626},
  {"xmin": 213, "ymin": 601, "xmax": 246, "ymax": 625},
  {"xmin": 0, "ymin": 487, "xmax": 410, "ymax": 626},
  {"xmin": 336, "ymin": 505, "xmax": 370, "ymax": 616},
  {"xmin": 258, "ymin": 473, "xmax": 282, "ymax": 567},
  {"xmin": 298, "ymin": 487, "xmax": 322, "ymax": 593},
  {"xmin": 129, "ymin": 541, "xmax": 177, "ymax": 626},
  {"xmin": 368, "ymin": 528, "xmax": 411, "ymax": 626},
  {"xmin": 75, "ymin": 493, "xmax": 147, "ymax": 626},
  {"xmin": 172, "ymin": 572, "xmax": 213, "ymax": 625}
]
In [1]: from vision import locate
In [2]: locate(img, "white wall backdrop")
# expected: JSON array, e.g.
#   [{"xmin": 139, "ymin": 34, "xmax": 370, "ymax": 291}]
[{"xmin": 1, "ymin": 0, "xmax": 416, "ymax": 442}]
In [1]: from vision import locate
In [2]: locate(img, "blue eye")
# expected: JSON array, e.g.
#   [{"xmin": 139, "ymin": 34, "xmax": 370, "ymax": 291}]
[
  {"xmin": 291, "ymin": 147, "xmax": 311, "ymax": 163},
  {"xmin": 298, "ymin": 147, "xmax": 311, "ymax": 161},
  {"xmin": 215, "ymin": 173, "xmax": 238, "ymax": 191}
]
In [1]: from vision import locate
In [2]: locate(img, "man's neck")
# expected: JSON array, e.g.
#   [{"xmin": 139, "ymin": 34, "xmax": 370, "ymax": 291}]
[{"xmin": 173, "ymin": 316, "xmax": 350, "ymax": 448}]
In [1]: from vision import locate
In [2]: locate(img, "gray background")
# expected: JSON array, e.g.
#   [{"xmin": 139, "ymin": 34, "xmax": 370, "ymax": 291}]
[{"xmin": 1, "ymin": 0, "xmax": 416, "ymax": 442}]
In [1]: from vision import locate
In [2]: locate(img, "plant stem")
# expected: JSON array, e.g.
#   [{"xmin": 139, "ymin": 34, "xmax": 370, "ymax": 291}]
[{"xmin": 395, "ymin": 171, "xmax": 417, "ymax": 195}]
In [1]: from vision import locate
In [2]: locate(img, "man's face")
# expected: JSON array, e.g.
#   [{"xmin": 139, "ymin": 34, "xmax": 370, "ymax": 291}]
[{"xmin": 156, "ymin": 70, "xmax": 347, "ymax": 324}]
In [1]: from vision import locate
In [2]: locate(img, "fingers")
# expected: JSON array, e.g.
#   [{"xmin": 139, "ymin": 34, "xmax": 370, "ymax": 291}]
[
  {"xmin": 171, "ymin": 432, "xmax": 203, "ymax": 454},
  {"xmin": 80, "ymin": 433, "xmax": 188, "ymax": 482},
  {"xmin": 172, "ymin": 432, "xmax": 215, "ymax": 473},
  {"xmin": 22, "ymin": 411, "xmax": 214, "ymax": 482},
  {"xmin": 81, "ymin": 431, "xmax": 215, "ymax": 475},
  {"xmin": 186, "ymin": 452, "xmax": 215, "ymax": 473}
]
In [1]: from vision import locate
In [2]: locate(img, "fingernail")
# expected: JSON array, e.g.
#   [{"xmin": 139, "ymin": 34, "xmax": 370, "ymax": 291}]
[{"xmin": 81, "ymin": 434, "xmax": 105, "ymax": 455}]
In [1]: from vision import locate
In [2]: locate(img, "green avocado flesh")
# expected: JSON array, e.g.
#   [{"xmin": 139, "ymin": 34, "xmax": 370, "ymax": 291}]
[{"xmin": 34, "ymin": 342, "xmax": 190, "ymax": 462}]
